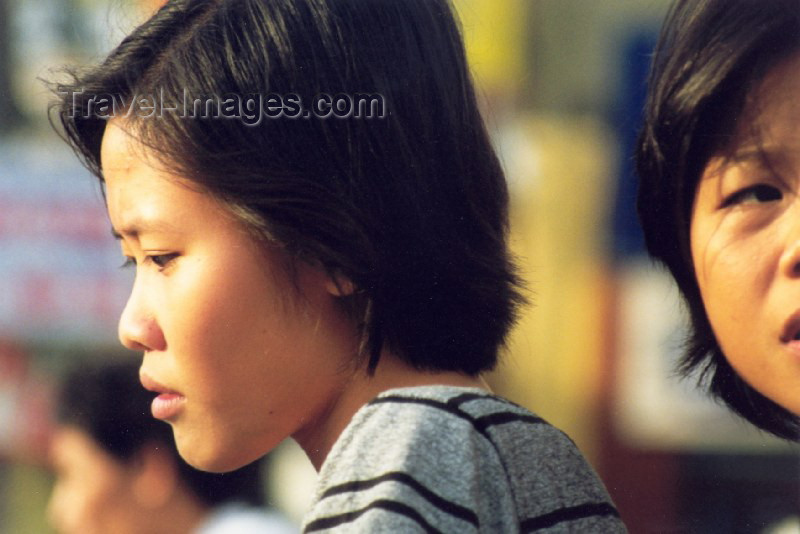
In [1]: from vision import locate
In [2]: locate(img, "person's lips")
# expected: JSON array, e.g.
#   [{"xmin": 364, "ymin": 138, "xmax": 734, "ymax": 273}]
[
  {"xmin": 780, "ymin": 309, "xmax": 800, "ymax": 345},
  {"xmin": 140, "ymin": 372, "xmax": 185, "ymax": 420}
]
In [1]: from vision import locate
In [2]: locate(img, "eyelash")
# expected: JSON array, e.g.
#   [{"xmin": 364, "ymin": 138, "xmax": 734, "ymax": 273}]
[
  {"xmin": 119, "ymin": 254, "xmax": 179, "ymax": 270},
  {"xmin": 150, "ymin": 254, "xmax": 178, "ymax": 268},
  {"xmin": 722, "ymin": 184, "xmax": 783, "ymax": 208}
]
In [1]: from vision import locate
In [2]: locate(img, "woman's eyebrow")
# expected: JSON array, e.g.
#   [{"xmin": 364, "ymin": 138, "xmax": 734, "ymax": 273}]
[
  {"xmin": 111, "ymin": 219, "xmax": 181, "ymax": 240},
  {"xmin": 729, "ymin": 146, "xmax": 771, "ymax": 164},
  {"xmin": 730, "ymin": 144, "xmax": 800, "ymax": 164}
]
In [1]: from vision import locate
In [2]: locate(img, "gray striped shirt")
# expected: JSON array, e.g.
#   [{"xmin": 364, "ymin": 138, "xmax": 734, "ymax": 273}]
[{"xmin": 302, "ymin": 386, "xmax": 626, "ymax": 533}]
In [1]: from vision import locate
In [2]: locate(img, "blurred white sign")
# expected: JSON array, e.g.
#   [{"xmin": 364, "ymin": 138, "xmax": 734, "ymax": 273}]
[{"xmin": 0, "ymin": 139, "xmax": 130, "ymax": 344}]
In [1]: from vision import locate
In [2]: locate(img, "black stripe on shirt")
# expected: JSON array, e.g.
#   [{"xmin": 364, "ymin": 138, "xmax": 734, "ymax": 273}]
[
  {"xmin": 370, "ymin": 395, "xmax": 548, "ymax": 438},
  {"xmin": 373, "ymin": 394, "xmax": 580, "ymax": 456},
  {"xmin": 446, "ymin": 391, "xmax": 497, "ymax": 407},
  {"xmin": 474, "ymin": 411, "xmax": 546, "ymax": 432},
  {"xmin": 319, "ymin": 471, "xmax": 479, "ymax": 526},
  {"xmin": 303, "ymin": 498, "xmax": 445, "ymax": 534},
  {"xmin": 446, "ymin": 391, "xmax": 527, "ymax": 412},
  {"xmin": 371, "ymin": 395, "xmax": 469, "ymax": 417},
  {"xmin": 520, "ymin": 502, "xmax": 621, "ymax": 532}
]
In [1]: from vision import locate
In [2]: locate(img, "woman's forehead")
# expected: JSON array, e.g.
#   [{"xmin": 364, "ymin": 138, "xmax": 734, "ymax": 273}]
[
  {"xmin": 708, "ymin": 52, "xmax": 800, "ymax": 169},
  {"xmin": 741, "ymin": 54, "xmax": 800, "ymax": 139}
]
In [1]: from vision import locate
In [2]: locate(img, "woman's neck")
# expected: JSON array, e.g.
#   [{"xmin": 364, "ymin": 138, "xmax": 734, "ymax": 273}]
[{"xmin": 293, "ymin": 351, "xmax": 488, "ymax": 470}]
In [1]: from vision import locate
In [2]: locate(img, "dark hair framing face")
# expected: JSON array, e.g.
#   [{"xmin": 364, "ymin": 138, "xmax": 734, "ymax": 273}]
[
  {"xmin": 636, "ymin": 0, "xmax": 800, "ymax": 439},
  {"xmin": 54, "ymin": 0, "xmax": 523, "ymax": 376},
  {"xmin": 57, "ymin": 359, "xmax": 265, "ymax": 507}
]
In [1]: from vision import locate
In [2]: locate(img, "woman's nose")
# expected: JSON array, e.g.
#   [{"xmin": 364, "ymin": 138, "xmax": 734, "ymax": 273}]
[
  {"xmin": 118, "ymin": 280, "xmax": 166, "ymax": 352},
  {"xmin": 779, "ymin": 219, "xmax": 800, "ymax": 279}
]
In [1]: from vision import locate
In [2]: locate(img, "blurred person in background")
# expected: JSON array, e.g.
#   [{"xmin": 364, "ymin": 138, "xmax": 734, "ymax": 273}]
[
  {"xmin": 637, "ymin": 0, "xmax": 800, "ymax": 441},
  {"xmin": 51, "ymin": 0, "xmax": 626, "ymax": 531},
  {"xmin": 47, "ymin": 359, "xmax": 297, "ymax": 534}
]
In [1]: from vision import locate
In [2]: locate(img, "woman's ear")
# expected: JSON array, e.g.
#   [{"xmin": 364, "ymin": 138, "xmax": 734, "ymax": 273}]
[
  {"xmin": 130, "ymin": 444, "xmax": 179, "ymax": 509},
  {"xmin": 325, "ymin": 273, "xmax": 357, "ymax": 297}
]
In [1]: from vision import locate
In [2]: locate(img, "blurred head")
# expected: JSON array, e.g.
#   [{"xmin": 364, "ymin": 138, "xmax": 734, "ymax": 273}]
[
  {"xmin": 47, "ymin": 359, "xmax": 265, "ymax": 534},
  {"xmin": 54, "ymin": 0, "xmax": 523, "ymax": 469},
  {"xmin": 636, "ymin": 0, "xmax": 800, "ymax": 439}
]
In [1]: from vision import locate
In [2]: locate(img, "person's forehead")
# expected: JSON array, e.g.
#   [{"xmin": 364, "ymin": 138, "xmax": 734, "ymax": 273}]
[
  {"xmin": 744, "ymin": 54, "xmax": 800, "ymax": 132},
  {"xmin": 100, "ymin": 119, "xmax": 146, "ymax": 176}
]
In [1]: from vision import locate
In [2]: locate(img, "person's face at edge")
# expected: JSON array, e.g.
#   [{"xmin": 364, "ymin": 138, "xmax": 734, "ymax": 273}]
[
  {"xmin": 691, "ymin": 53, "xmax": 800, "ymax": 416},
  {"xmin": 102, "ymin": 119, "xmax": 362, "ymax": 472},
  {"xmin": 47, "ymin": 426, "xmax": 142, "ymax": 534}
]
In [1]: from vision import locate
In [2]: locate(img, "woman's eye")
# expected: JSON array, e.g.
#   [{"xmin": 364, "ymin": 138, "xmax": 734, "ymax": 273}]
[
  {"xmin": 722, "ymin": 184, "xmax": 782, "ymax": 207},
  {"xmin": 149, "ymin": 253, "xmax": 178, "ymax": 268},
  {"xmin": 118, "ymin": 253, "xmax": 178, "ymax": 270}
]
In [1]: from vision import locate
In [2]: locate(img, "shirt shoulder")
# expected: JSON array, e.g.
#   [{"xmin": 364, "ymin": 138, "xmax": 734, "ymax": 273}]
[{"xmin": 303, "ymin": 386, "xmax": 626, "ymax": 533}]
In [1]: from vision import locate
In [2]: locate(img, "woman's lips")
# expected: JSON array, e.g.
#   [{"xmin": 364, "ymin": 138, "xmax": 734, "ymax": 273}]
[
  {"xmin": 780, "ymin": 309, "xmax": 800, "ymax": 344},
  {"xmin": 140, "ymin": 372, "xmax": 185, "ymax": 420},
  {"xmin": 151, "ymin": 392, "xmax": 185, "ymax": 420}
]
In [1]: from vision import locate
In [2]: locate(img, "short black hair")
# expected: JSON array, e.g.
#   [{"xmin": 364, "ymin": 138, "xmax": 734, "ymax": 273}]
[
  {"xmin": 57, "ymin": 359, "xmax": 266, "ymax": 507},
  {"xmin": 54, "ymin": 0, "xmax": 524, "ymax": 376},
  {"xmin": 636, "ymin": 0, "xmax": 800, "ymax": 439}
]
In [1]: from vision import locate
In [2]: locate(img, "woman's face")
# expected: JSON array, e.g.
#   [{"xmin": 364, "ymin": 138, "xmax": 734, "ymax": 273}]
[
  {"xmin": 47, "ymin": 427, "xmax": 141, "ymax": 534},
  {"xmin": 102, "ymin": 120, "xmax": 361, "ymax": 472},
  {"xmin": 691, "ymin": 54, "xmax": 800, "ymax": 416}
]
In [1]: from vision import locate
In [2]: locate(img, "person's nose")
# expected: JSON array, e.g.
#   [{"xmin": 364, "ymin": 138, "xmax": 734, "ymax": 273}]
[
  {"xmin": 118, "ymin": 277, "xmax": 166, "ymax": 352},
  {"xmin": 779, "ymin": 206, "xmax": 800, "ymax": 279}
]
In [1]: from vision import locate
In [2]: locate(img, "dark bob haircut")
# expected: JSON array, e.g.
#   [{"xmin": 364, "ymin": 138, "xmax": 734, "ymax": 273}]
[
  {"xmin": 636, "ymin": 0, "xmax": 800, "ymax": 439},
  {"xmin": 54, "ymin": 0, "xmax": 523, "ymax": 376},
  {"xmin": 57, "ymin": 359, "xmax": 266, "ymax": 507}
]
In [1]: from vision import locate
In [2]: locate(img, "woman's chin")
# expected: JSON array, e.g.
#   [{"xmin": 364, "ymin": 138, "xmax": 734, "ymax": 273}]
[{"xmin": 175, "ymin": 434, "xmax": 262, "ymax": 473}]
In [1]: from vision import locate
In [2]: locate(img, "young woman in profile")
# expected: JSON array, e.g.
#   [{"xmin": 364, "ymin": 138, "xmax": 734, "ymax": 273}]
[
  {"xmin": 637, "ymin": 0, "xmax": 800, "ymax": 440},
  {"xmin": 55, "ymin": 1, "xmax": 625, "ymax": 531}
]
